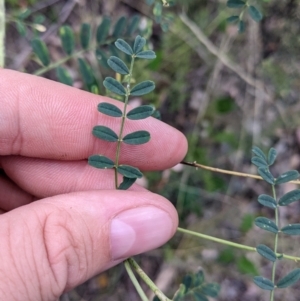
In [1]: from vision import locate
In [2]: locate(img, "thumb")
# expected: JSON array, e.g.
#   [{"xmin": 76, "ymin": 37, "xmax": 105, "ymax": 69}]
[{"xmin": 0, "ymin": 190, "xmax": 178, "ymax": 301}]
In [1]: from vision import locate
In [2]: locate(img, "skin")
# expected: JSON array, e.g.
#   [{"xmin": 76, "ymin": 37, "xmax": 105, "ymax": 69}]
[{"xmin": 0, "ymin": 69, "xmax": 188, "ymax": 301}]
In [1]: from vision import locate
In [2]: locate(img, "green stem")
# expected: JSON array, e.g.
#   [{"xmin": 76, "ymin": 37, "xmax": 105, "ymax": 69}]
[
  {"xmin": 0, "ymin": 0, "xmax": 5, "ymax": 68},
  {"xmin": 124, "ymin": 260, "xmax": 149, "ymax": 301},
  {"xmin": 114, "ymin": 55, "xmax": 135, "ymax": 188},
  {"xmin": 177, "ymin": 227, "xmax": 300, "ymax": 262},
  {"xmin": 128, "ymin": 258, "xmax": 172, "ymax": 301}
]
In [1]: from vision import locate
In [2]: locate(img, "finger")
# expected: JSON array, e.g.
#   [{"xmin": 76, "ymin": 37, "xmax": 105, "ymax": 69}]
[
  {"xmin": 0, "ymin": 190, "xmax": 178, "ymax": 300},
  {"xmin": 1, "ymin": 156, "xmax": 146, "ymax": 208},
  {"xmin": 0, "ymin": 69, "xmax": 187, "ymax": 170}
]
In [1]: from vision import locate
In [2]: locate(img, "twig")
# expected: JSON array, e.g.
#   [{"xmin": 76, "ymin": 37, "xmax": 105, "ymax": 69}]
[{"xmin": 0, "ymin": 0, "xmax": 5, "ymax": 67}]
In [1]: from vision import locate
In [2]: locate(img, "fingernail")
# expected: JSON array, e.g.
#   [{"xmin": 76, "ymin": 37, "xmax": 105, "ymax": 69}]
[{"xmin": 110, "ymin": 206, "xmax": 174, "ymax": 260}]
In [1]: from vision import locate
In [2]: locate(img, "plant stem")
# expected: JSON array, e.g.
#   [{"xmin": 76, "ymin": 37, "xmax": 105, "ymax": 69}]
[
  {"xmin": 124, "ymin": 260, "xmax": 149, "ymax": 301},
  {"xmin": 114, "ymin": 55, "xmax": 135, "ymax": 188},
  {"xmin": 177, "ymin": 227, "xmax": 300, "ymax": 262},
  {"xmin": 0, "ymin": 0, "xmax": 5, "ymax": 68},
  {"xmin": 128, "ymin": 258, "xmax": 172, "ymax": 301}
]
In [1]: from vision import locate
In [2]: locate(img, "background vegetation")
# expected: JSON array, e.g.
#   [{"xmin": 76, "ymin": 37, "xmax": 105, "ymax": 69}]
[{"xmin": 4, "ymin": 0, "xmax": 300, "ymax": 300}]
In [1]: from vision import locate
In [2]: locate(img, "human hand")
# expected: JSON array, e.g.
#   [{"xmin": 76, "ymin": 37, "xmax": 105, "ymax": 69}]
[{"xmin": 0, "ymin": 69, "xmax": 187, "ymax": 301}]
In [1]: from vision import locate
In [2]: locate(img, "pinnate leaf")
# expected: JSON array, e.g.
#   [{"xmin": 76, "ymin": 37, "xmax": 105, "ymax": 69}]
[
  {"xmin": 256, "ymin": 244, "xmax": 276, "ymax": 262},
  {"xmin": 279, "ymin": 189, "xmax": 300, "ymax": 206},
  {"xmin": 248, "ymin": 5, "xmax": 263, "ymax": 22},
  {"xmin": 253, "ymin": 276, "xmax": 274, "ymax": 291},
  {"xmin": 107, "ymin": 56, "xmax": 129, "ymax": 74},
  {"xmin": 98, "ymin": 102, "xmax": 123, "ymax": 117},
  {"xmin": 103, "ymin": 77, "xmax": 126, "ymax": 95},
  {"xmin": 255, "ymin": 217, "xmax": 278, "ymax": 233},
  {"xmin": 268, "ymin": 148, "xmax": 277, "ymax": 166},
  {"xmin": 31, "ymin": 38, "xmax": 50, "ymax": 66},
  {"xmin": 258, "ymin": 167, "xmax": 275, "ymax": 185},
  {"xmin": 59, "ymin": 25, "xmax": 74, "ymax": 55},
  {"xmin": 115, "ymin": 39, "xmax": 133, "ymax": 55},
  {"xmin": 88, "ymin": 155, "xmax": 115, "ymax": 169},
  {"xmin": 275, "ymin": 170, "xmax": 299, "ymax": 185},
  {"xmin": 96, "ymin": 17, "xmax": 111, "ymax": 44},
  {"xmin": 118, "ymin": 176, "xmax": 137, "ymax": 190},
  {"xmin": 130, "ymin": 80, "xmax": 155, "ymax": 96},
  {"xmin": 227, "ymin": 0, "xmax": 246, "ymax": 8},
  {"xmin": 135, "ymin": 50, "xmax": 156, "ymax": 59},
  {"xmin": 92, "ymin": 125, "xmax": 118, "ymax": 142},
  {"xmin": 257, "ymin": 194, "xmax": 277, "ymax": 209},
  {"xmin": 123, "ymin": 130, "xmax": 150, "ymax": 145},
  {"xmin": 277, "ymin": 269, "xmax": 300, "ymax": 288},
  {"xmin": 117, "ymin": 165, "xmax": 143, "ymax": 178},
  {"xmin": 133, "ymin": 35, "xmax": 146, "ymax": 54},
  {"xmin": 127, "ymin": 105, "xmax": 155, "ymax": 120},
  {"xmin": 281, "ymin": 224, "xmax": 300, "ymax": 235}
]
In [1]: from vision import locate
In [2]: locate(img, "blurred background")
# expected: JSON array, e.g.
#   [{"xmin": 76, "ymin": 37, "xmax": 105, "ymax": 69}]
[{"xmin": 4, "ymin": 0, "xmax": 300, "ymax": 300}]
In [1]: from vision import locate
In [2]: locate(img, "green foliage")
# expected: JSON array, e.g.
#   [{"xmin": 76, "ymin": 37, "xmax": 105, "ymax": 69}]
[
  {"xmin": 107, "ymin": 56, "xmax": 129, "ymax": 75},
  {"xmin": 253, "ymin": 276, "xmax": 274, "ymax": 291},
  {"xmin": 127, "ymin": 106, "xmax": 155, "ymax": 120},
  {"xmin": 130, "ymin": 81, "xmax": 155, "ymax": 96},
  {"xmin": 80, "ymin": 23, "xmax": 91, "ymax": 50},
  {"xmin": 92, "ymin": 125, "xmax": 118, "ymax": 142},
  {"xmin": 257, "ymin": 194, "xmax": 277, "ymax": 209},
  {"xmin": 123, "ymin": 131, "xmax": 151, "ymax": 145},
  {"xmin": 88, "ymin": 155, "xmax": 115, "ymax": 169},
  {"xmin": 59, "ymin": 25, "xmax": 74, "ymax": 55},
  {"xmin": 103, "ymin": 77, "xmax": 126, "ymax": 96},
  {"xmin": 98, "ymin": 103, "xmax": 123, "ymax": 117},
  {"xmin": 256, "ymin": 244, "xmax": 276, "ymax": 262},
  {"xmin": 55, "ymin": 67, "xmax": 73, "ymax": 86},
  {"xmin": 31, "ymin": 38, "xmax": 50, "ymax": 66},
  {"xmin": 276, "ymin": 269, "xmax": 300, "ymax": 288},
  {"xmin": 278, "ymin": 190, "xmax": 300, "ymax": 206},
  {"xmin": 237, "ymin": 256, "xmax": 259, "ymax": 275}
]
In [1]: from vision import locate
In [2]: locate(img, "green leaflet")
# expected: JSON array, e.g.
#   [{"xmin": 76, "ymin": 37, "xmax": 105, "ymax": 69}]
[
  {"xmin": 92, "ymin": 125, "xmax": 118, "ymax": 142},
  {"xmin": 56, "ymin": 67, "xmax": 73, "ymax": 86},
  {"xmin": 78, "ymin": 58, "xmax": 96, "ymax": 88},
  {"xmin": 277, "ymin": 269, "xmax": 300, "ymax": 288},
  {"xmin": 117, "ymin": 165, "xmax": 143, "ymax": 178},
  {"xmin": 278, "ymin": 189, "xmax": 300, "ymax": 206},
  {"xmin": 255, "ymin": 217, "xmax": 278, "ymax": 233},
  {"xmin": 123, "ymin": 130, "xmax": 150, "ymax": 145},
  {"xmin": 96, "ymin": 17, "xmax": 111, "ymax": 44},
  {"xmin": 256, "ymin": 244, "xmax": 276, "ymax": 262},
  {"xmin": 281, "ymin": 224, "xmax": 300, "ymax": 235},
  {"xmin": 98, "ymin": 102, "xmax": 123, "ymax": 117},
  {"xmin": 227, "ymin": 16, "xmax": 239, "ymax": 23},
  {"xmin": 252, "ymin": 146, "xmax": 267, "ymax": 161},
  {"xmin": 103, "ymin": 77, "xmax": 126, "ymax": 95},
  {"xmin": 238, "ymin": 20, "xmax": 245, "ymax": 33},
  {"xmin": 130, "ymin": 80, "xmax": 155, "ymax": 96},
  {"xmin": 107, "ymin": 56, "xmax": 129, "ymax": 74},
  {"xmin": 88, "ymin": 155, "xmax": 115, "ymax": 169},
  {"xmin": 275, "ymin": 170, "xmax": 300, "ymax": 185},
  {"xmin": 258, "ymin": 167, "xmax": 275, "ymax": 185},
  {"xmin": 227, "ymin": 0, "xmax": 246, "ymax": 8},
  {"xmin": 31, "ymin": 38, "xmax": 50, "ymax": 66},
  {"xmin": 251, "ymin": 156, "xmax": 268, "ymax": 168},
  {"xmin": 257, "ymin": 194, "xmax": 277, "ymax": 209},
  {"xmin": 118, "ymin": 176, "xmax": 137, "ymax": 190},
  {"xmin": 126, "ymin": 105, "xmax": 155, "ymax": 120},
  {"xmin": 135, "ymin": 50, "xmax": 156, "ymax": 59},
  {"xmin": 59, "ymin": 25, "xmax": 74, "ymax": 55},
  {"xmin": 248, "ymin": 5, "xmax": 263, "ymax": 22},
  {"xmin": 133, "ymin": 35, "xmax": 146, "ymax": 54},
  {"xmin": 80, "ymin": 23, "xmax": 91, "ymax": 49},
  {"xmin": 253, "ymin": 276, "xmax": 274, "ymax": 291},
  {"xmin": 126, "ymin": 15, "xmax": 140, "ymax": 36},
  {"xmin": 95, "ymin": 49, "xmax": 109, "ymax": 69},
  {"xmin": 267, "ymin": 147, "xmax": 277, "ymax": 165},
  {"xmin": 115, "ymin": 39, "xmax": 133, "ymax": 56},
  {"xmin": 113, "ymin": 16, "xmax": 126, "ymax": 38}
]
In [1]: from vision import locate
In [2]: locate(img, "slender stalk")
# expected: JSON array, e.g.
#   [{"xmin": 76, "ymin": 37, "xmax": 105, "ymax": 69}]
[
  {"xmin": 114, "ymin": 55, "xmax": 135, "ymax": 188},
  {"xmin": 0, "ymin": 0, "xmax": 5, "ymax": 68},
  {"xmin": 128, "ymin": 258, "xmax": 172, "ymax": 301},
  {"xmin": 177, "ymin": 227, "xmax": 300, "ymax": 262},
  {"xmin": 124, "ymin": 260, "xmax": 149, "ymax": 301}
]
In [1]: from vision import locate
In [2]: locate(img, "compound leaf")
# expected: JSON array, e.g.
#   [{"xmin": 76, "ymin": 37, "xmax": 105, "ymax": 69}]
[
  {"xmin": 267, "ymin": 148, "xmax": 277, "ymax": 166},
  {"xmin": 80, "ymin": 23, "xmax": 91, "ymax": 49},
  {"xmin": 31, "ymin": 38, "xmax": 50, "ymax": 66},
  {"xmin": 92, "ymin": 125, "xmax": 118, "ymax": 142},
  {"xmin": 113, "ymin": 16, "xmax": 126, "ymax": 38},
  {"xmin": 103, "ymin": 77, "xmax": 126, "ymax": 95},
  {"xmin": 253, "ymin": 276, "xmax": 274, "ymax": 291},
  {"xmin": 98, "ymin": 102, "xmax": 123, "ymax": 117},
  {"xmin": 255, "ymin": 217, "xmax": 278, "ymax": 233},
  {"xmin": 115, "ymin": 39, "xmax": 133, "ymax": 56},
  {"xmin": 118, "ymin": 176, "xmax": 137, "ymax": 190},
  {"xmin": 252, "ymin": 156, "xmax": 268, "ymax": 168},
  {"xmin": 279, "ymin": 189, "xmax": 300, "ymax": 206},
  {"xmin": 107, "ymin": 56, "xmax": 129, "ymax": 74},
  {"xmin": 258, "ymin": 194, "xmax": 277, "ymax": 209},
  {"xmin": 118, "ymin": 165, "xmax": 143, "ymax": 178},
  {"xmin": 258, "ymin": 167, "xmax": 275, "ymax": 185},
  {"xmin": 135, "ymin": 50, "xmax": 156, "ymax": 59},
  {"xmin": 248, "ymin": 5, "xmax": 263, "ymax": 22},
  {"xmin": 275, "ymin": 170, "xmax": 299, "ymax": 185},
  {"xmin": 133, "ymin": 35, "xmax": 146, "ymax": 54},
  {"xmin": 96, "ymin": 17, "xmax": 111, "ymax": 44},
  {"xmin": 252, "ymin": 146, "xmax": 267, "ymax": 161},
  {"xmin": 123, "ymin": 130, "xmax": 150, "ymax": 145},
  {"xmin": 227, "ymin": 0, "xmax": 246, "ymax": 8},
  {"xmin": 130, "ymin": 80, "xmax": 155, "ymax": 96},
  {"xmin": 59, "ymin": 25, "xmax": 74, "ymax": 55},
  {"xmin": 88, "ymin": 155, "xmax": 115, "ymax": 169},
  {"xmin": 126, "ymin": 105, "xmax": 155, "ymax": 120},
  {"xmin": 281, "ymin": 224, "xmax": 300, "ymax": 235},
  {"xmin": 277, "ymin": 269, "xmax": 300, "ymax": 288},
  {"xmin": 256, "ymin": 244, "xmax": 276, "ymax": 262},
  {"xmin": 56, "ymin": 67, "xmax": 73, "ymax": 86}
]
